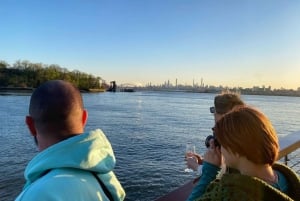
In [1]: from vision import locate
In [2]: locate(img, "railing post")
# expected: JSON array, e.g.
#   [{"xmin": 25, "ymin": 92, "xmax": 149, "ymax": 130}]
[{"xmin": 284, "ymin": 155, "xmax": 289, "ymax": 165}]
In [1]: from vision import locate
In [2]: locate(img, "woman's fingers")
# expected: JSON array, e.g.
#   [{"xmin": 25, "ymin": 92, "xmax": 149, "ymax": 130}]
[
  {"xmin": 204, "ymin": 145, "xmax": 222, "ymax": 167},
  {"xmin": 186, "ymin": 157, "xmax": 199, "ymax": 171}
]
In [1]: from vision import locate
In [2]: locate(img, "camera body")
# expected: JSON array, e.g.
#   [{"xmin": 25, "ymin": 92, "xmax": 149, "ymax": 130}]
[{"xmin": 205, "ymin": 135, "xmax": 220, "ymax": 148}]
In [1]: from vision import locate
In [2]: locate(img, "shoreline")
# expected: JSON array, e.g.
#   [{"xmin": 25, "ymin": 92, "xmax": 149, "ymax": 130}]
[
  {"xmin": 0, "ymin": 87, "xmax": 106, "ymax": 94},
  {"xmin": 0, "ymin": 87, "xmax": 34, "ymax": 95},
  {"xmin": 1, "ymin": 86, "xmax": 300, "ymax": 97}
]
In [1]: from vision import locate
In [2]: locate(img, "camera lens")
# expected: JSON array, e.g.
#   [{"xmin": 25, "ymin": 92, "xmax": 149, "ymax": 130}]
[
  {"xmin": 205, "ymin": 135, "xmax": 214, "ymax": 148},
  {"xmin": 205, "ymin": 135, "xmax": 220, "ymax": 148}
]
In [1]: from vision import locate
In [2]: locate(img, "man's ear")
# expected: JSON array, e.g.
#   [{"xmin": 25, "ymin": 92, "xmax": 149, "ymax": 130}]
[
  {"xmin": 25, "ymin": 116, "xmax": 37, "ymax": 136},
  {"xmin": 82, "ymin": 109, "xmax": 88, "ymax": 127}
]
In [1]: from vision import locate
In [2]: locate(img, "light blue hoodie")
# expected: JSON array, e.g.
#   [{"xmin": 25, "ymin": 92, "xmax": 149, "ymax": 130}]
[{"xmin": 15, "ymin": 129, "xmax": 126, "ymax": 201}]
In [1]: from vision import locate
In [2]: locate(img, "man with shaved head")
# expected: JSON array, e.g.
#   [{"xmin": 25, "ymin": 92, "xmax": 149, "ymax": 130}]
[{"xmin": 15, "ymin": 80, "xmax": 125, "ymax": 201}]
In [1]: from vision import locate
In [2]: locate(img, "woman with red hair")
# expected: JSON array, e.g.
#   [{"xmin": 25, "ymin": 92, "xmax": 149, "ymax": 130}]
[{"xmin": 188, "ymin": 106, "xmax": 300, "ymax": 201}]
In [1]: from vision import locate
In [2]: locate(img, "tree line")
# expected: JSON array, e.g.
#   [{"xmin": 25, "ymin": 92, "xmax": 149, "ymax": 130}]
[{"xmin": 0, "ymin": 60, "xmax": 108, "ymax": 90}]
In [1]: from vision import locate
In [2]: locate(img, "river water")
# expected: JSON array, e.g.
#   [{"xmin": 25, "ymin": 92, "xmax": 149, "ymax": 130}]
[{"xmin": 1, "ymin": 91, "xmax": 300, "ymax": 201}]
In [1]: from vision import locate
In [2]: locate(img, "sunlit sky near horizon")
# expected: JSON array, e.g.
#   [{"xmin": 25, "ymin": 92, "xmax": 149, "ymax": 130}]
[{"xmin": 1, "ymin": 1, "xmax": 300, "ymax": 89}]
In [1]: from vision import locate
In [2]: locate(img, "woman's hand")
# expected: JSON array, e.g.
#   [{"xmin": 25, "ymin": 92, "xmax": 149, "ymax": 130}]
[
  {"xmin": 185, "ymin": 153, "xmax": 203, "ymax": 171},
  {"xmin": 186, "ymin": 156, "xmax": 199, "ymax": 171},
  {"xmin": 203, "ymin": 139, "xmax": 222, "ymax": 167}
]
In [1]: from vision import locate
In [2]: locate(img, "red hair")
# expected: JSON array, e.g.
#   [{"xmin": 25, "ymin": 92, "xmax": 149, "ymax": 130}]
[{"xmin": 214, "ymin": 106, "xmax": 279, "ymax": 165}]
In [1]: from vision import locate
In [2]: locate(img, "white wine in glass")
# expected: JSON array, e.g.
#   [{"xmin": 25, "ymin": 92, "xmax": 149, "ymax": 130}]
[{"xmin": 184, "ymin": 143, "xmax": 195, "ymax": 173}]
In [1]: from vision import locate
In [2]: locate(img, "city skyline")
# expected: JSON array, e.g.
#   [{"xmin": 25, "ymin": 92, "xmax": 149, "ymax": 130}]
[
  {"xmin": 1, "ymin": 1, "xmax": 300, "ymax": 89},
  {"xmin": 128, "ymin": 77, "xmax": 300, "ymax": 91}
]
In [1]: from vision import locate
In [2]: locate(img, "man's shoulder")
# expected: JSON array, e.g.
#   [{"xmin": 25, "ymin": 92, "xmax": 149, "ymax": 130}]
[
  {"xmin": 17, "ymin": 168, "xmax": 100, "ymax": 200},
  {"xmin": 35, "ymin": 168, "xmax": 97, "ymax": 187}
]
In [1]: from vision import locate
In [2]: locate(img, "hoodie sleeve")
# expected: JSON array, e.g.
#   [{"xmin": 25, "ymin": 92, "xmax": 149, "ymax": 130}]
[{"xmin": 187, "ymin": 162, "xmax": 221, "ymax": 201}]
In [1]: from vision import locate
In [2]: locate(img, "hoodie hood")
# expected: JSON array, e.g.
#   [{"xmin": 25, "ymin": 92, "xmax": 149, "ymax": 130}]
[{"xmin": 25, "ymin": 129, "xmax": 116, "ymax": 186}]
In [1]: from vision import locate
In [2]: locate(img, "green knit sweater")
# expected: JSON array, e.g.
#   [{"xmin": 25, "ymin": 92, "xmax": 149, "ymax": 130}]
[{"xmin": 196, "ymin": 163, "xmax": 300, "ymax": 201}]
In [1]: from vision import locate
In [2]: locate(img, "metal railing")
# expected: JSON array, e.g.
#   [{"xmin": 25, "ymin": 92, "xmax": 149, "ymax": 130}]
[{"xmin": 278, "ymin": 130, "xmax": 300, "ymax": 174}]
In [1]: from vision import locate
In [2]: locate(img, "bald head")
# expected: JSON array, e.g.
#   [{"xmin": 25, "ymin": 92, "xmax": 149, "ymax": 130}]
[{"xmin": 28, "ymin": 80, "xmax": 87, "ymax": 142}]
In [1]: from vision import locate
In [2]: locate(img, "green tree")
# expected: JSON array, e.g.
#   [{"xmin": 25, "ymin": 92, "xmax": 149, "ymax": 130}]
[{"xmin": 0, "ymin": 59, "xmax": 106, "ymax": 90}]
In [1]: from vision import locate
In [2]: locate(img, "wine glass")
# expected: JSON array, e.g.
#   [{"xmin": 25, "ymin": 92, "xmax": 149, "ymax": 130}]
[{"xmin": 184, "ymin": 142, "xmax": 196, "ymax": 173}]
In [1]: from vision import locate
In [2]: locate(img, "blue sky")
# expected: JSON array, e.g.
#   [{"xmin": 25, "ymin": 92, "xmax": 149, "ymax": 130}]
[{"xmin": 1, "ymin": 0, "xmax": 300, "ymax": 89}]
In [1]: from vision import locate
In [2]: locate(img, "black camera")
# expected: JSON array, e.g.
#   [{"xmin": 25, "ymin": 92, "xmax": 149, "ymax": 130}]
[{"xmin": 205, "ymin": 135, "xmax": 220, "ymax": 148}]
